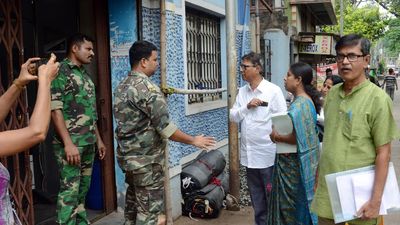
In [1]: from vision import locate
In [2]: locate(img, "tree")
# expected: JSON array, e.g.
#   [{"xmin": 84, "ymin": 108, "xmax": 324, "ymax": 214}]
[
  {"xmin": 382, "ymin": 18, "xmax": 400, "ymax": 57},
  {"xmin": 373, "ymin": 0, "xmax": 400, "ymax": 18},
  {"xmin": 322, "ymin": 2, "xmax": 387, "ymax": 42}
]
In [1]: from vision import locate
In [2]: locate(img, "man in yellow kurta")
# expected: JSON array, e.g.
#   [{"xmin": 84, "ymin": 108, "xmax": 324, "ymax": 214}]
[{"xmin": 311, "ymin": 34, "xmax": 399, "ymax": 225}]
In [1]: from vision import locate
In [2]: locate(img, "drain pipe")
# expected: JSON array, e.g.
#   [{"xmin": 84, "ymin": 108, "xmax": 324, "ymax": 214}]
[
  {"xmin": 255, "ymin": 0, "xmax": 260, "ymax": 53},
  {"xmin": 160, "ymin": 1, "xmax": 173, "ymax": 225},
  {"xmin": 226, "ymin": 0, "xmax": 240, "ymax": 203}
]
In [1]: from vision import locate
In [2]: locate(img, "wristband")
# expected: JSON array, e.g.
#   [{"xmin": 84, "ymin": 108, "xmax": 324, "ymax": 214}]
[{"xmin": 13, "ymin": 79, "xmax": 26, "ymax": 90}]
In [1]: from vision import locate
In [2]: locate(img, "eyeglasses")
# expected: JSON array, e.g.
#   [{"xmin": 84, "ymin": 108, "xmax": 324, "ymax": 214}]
[
  {"xmin": 336, "ymin": 54, "xmax": 365, "ymax": 62},
  {"xmin": 240, "ymin": 64, "xmax": 256, "ymax": 69}
]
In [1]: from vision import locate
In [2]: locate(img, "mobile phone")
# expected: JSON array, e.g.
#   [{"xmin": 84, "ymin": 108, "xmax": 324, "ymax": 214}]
[
  {"xmin": 30, "ymin": 58, "xmax": 49, "ymax": 75},
  {"xmin": 260, "ymin": 101, "xmax": 268, "ymax": 107}
]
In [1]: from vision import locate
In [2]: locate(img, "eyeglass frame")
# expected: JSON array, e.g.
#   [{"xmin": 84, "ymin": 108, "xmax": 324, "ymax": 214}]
[
  {"xmin": 240, "ymin": 63, "xmax": 257, "ymax": 69},
  {"xmin": 336, "ymin": 53, "xmax": 367, "ymax": 62}
]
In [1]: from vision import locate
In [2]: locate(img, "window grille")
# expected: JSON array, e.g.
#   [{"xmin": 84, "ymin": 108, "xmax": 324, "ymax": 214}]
[{"xmin": 186, "ymin": 9, "xmax": 222, "ymax": 104}]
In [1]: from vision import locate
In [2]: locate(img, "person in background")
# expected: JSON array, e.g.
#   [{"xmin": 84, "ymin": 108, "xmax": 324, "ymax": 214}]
[
  {"xmin": 317, "ymin": 75, "xmax": 344, "ymax": 142},
  {"xmin": 268, "ymin": 62, "xmax": 321, "ymax": 225},
  {"xmin": 312, "ymin": 34, "xmax": 399, "ymax": 225},
  {"xmin": 0, "ymin": 55, "xmax": 59, "ymax": 224},
  {"xmin": 51, "ymin": 33, "xmax": 106, "ymax": 225},
  {"xmin": 230, "ymin": 52, "xmax": 287, "ymax": 225},
  {"xmin": 321, "ymin": 75, "xmax": 344, "ymax": 98},
  {"xmin": 367, "ymin": 66, "xmax": 380, "ymax": 87},
  {"xmin": 113, "ymin": 40, "xmax": 215, "ymax": 225},
  {"xmin": 381, "ymin": 68, "xmax": 398, "ymax": 100},
  {"xmin": 325, "ymin": 68, "xmax": 333, "ymax": 77}
]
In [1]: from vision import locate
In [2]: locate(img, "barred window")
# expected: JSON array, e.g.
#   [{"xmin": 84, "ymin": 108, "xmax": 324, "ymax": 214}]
[{"xmin": 186, "ymin": 8, "xmax": 222, "ymax": 104}]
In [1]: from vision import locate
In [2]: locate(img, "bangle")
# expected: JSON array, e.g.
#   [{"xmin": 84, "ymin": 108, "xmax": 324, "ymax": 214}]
[{"xmin": 13, "ymin": 79, "xmax": 26, "ymax": 90}]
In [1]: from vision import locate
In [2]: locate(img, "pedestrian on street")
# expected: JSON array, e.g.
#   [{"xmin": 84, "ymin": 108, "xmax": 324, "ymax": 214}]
[
  {"xmin": 51, "ymin": 33, "xmax": 107, "ymax": 225},
  {"xmin": 113, "ymin": 40, "xmax": 216, "ymax": 225},
  {"xmin": 230, "ymin": 52, "xmax": 287, "ymax": 225},
  {"xmin": 0, "ymin": 55, "xmax": 59, "ymax": 225},
  {"xmin": 311, "ymin": 34, "xmax": 400, "ymax": 225},
  {"xmin": 268, "ymin": 62, "xmax": 321, "ymax": 225},
  {"xmin": 381, "ymin": 68, "xmax": 398, "ymax": 100}
]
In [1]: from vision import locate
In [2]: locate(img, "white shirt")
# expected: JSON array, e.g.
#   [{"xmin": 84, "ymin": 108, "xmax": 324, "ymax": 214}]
[{"xmin": 230, "ymin": 79, "xmax": 287, "ymax": 168}]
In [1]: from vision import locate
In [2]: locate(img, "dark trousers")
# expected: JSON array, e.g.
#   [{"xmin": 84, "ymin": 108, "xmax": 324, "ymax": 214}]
[
  {"xmin": 386, "ymin": 87, "xmax": 395, "ymax": 100},
  {"xmin": 246, "ymin": 166, "xmax": 273, "ymax": 225}
]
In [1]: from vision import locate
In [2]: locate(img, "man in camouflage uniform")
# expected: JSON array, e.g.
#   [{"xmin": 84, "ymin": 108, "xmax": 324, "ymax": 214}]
[
  {"xmin": 51, "ymin": 33, "xmax": 106, "ymax": 225},
  {"xmin": 113, "ymin": 40, "xmax": 215, "ymax": 225}
]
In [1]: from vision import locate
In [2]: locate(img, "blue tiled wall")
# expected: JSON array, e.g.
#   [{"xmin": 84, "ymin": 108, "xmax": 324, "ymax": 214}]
[
  {"xmin": 236, "ymin": 30, "xmax": 252, "ymax": 87},
  {"xmin": 142, "ymin": 7, "xmax": 229, "ymax": 166}
]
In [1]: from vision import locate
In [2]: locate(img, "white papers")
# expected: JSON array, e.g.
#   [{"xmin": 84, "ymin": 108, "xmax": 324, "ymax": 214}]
[
  {"xmin": 271, "ymin": 112, "xmax": 296, "ymax": 154},
  {"xmin": 352, "ymin": 171, "xmax": 387, "ymax": 215},
  {"xmin": 326, "ymin": 162, "xmax": 400, "ymax": 223},
  {"xmin": 336, "ymin": 175, "xmax": 357, "ymax": 218}
]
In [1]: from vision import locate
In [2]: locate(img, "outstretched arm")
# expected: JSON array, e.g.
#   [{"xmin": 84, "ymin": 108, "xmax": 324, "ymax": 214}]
[
  {"xmin": 169, "ymin": 129, "xmax": 216, "ymax": 151},
  {"xmin": 0, "ymin": 54, "xmax": 59, "ymax": 156}
]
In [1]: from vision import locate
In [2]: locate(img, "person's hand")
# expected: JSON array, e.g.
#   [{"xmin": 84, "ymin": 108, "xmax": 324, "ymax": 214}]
[
  {"xmin": 97, "ymin": 140, "xmax": 107, "ymax": 160},
  {"xmin": 37, "ymin": 53, "xmax": 59, "ymax": 83},
  {"xmin": 16, "ymin": 57, "xmax": 41, "ymax": 86},
  {"xmin": 269, "ymin": 127, "xmax": 279, "ymax": 143},
  {"xmin": 247, "ymin": 98, "xmax": 263, "ymax": 109},
  {"xmin": 64, "ymin": 144, "xmax": 81, "ymax": 165},
  {"xmin": 356, "ymin": 199, "xmax": 381, "ymax": 220},
  {"xmin": 192, "ymin": 134, "xmax": 216, "ymax": 151}
]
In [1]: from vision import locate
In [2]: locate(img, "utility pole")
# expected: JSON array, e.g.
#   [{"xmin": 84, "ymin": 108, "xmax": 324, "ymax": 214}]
[
  {"xmin": 340, "ymin": 0, "xmax": 344, "ymax": 36},
  {"xmin": 226, "ymin": 0, "xmax": 240, "ymax": 202}
]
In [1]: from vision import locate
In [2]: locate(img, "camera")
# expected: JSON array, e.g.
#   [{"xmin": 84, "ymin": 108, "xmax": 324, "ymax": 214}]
[{"xmin": 259, "ymin": 101, "xmax": 268, "ymax": 107}]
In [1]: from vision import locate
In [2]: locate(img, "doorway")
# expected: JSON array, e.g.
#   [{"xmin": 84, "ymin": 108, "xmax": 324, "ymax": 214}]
[{"xmin": 21, "ymin": 0, "xmax": 115, "ymax": 224}]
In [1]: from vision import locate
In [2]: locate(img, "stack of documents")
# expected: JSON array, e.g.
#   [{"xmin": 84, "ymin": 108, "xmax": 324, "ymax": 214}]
[
  {"xmin": 271, "ymin": 112, "xmax": 296, "ymax": 154},
  {"xmin": 325, "ymin": 162, "xmax": 400, "ymax": 223}
]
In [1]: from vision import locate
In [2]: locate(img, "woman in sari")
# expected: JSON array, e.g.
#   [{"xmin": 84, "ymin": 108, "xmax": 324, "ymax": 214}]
[{"xmin": 268, "ymin": 62, "xmax": 321, "ymax": 225}]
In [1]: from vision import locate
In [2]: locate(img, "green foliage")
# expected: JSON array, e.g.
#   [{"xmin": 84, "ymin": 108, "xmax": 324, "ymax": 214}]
[
  {"xmin": 378, "ymin": 61, "xmax": 386, "ymax": 74},
  {"xmin": 374, "ymin": 0, "xmax": 400, "ymax": 18},
  {"xmin": 322, "ymin": 4, "xmax": 387, "ymax": 42},
  {"xmin": 383, "ymin": 19, "xmax": 400, "ymax": 57}
]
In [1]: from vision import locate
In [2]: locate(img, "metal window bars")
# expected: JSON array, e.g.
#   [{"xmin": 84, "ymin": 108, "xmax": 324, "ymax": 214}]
[{"xmin": 186, "ymin": 9, "xmax": 222, "ymax": 104}]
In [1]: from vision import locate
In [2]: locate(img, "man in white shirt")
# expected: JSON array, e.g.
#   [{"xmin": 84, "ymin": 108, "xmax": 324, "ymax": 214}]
[{"xmin": 230, "ymin": 52, "xmax": 287, "ymax": 225}]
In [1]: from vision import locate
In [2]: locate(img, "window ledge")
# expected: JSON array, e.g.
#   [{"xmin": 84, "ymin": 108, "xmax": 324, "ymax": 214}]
[{"xmin": 186, "ymin": 99, "xmax": 227, "ymax": 115}]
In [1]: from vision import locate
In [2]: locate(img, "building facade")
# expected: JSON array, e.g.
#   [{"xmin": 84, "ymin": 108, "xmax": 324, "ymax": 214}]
[{"xmin": 0, "ymin": 0, "xmax": 251, "ymax": 224}]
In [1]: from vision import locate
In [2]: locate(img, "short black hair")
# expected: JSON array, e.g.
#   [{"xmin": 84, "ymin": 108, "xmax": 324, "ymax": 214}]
[
  {"xmin": 67, "ymin": 33, "xmax": 94, "ymax": 55},
  {"xmin": 389, "ymin": 68, "xmax": 394, "ymax": 74},
  {"xmin": 335, "ymin": 34, "xmax": 370, "ymax": 55},
  {"xmin": 129, "ymin": 41, "xmax": 158, "ymax": 68},
  {"xmin": 241, "ymin": 52, "xmax": 263, "ymax": 74},
  {"xmin": 325, "ymin": 68, "xmax": 332, "ymax": 73}
]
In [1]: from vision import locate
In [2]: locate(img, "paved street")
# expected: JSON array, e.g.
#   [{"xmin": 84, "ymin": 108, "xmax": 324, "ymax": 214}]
[
  {"xmin": 94, "ymin": 83, "xmax": 400, "ymax": 225},
  {"xmin": 382, "ymin": 82, "xmax": 400, "ymax": 225}
]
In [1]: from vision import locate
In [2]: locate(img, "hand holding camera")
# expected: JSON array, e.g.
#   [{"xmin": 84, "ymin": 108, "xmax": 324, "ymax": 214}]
[{"xmin": 14, "ymin": 53, "xmax": 59, "ymax": 89}]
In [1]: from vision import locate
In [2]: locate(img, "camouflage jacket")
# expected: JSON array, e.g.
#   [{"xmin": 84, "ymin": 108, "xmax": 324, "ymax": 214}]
[
  {"xmin": 113, "ymin": 71, "xmax": 177, "ymax": 172},
  {"xmin": 51, "ymin": 58, "xmax": 98, "ymax": 146}
]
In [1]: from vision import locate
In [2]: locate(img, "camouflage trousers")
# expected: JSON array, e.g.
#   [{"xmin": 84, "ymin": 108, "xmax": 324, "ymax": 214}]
[
  {"xmin": 54, "ymin": 144, "xmax": 95, "ymax": 225},
  {"xmin": 124, "ymin": 163, "xmax": 165, "ymax": 225}
]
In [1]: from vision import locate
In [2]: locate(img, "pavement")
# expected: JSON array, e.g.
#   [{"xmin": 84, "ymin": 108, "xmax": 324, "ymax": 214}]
[{"xmin": 93, "ymin": 82, "xmax": 400, "ymax": 225}]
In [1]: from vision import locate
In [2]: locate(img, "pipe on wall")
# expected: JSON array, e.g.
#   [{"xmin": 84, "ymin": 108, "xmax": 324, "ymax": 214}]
[
  {"xmin": 160, "ymin": 1, "xmax": 173, "ymax": 224},
  {"xmin": 226, "ymin": 0, "xmax": 240, "ymax": 202}
]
